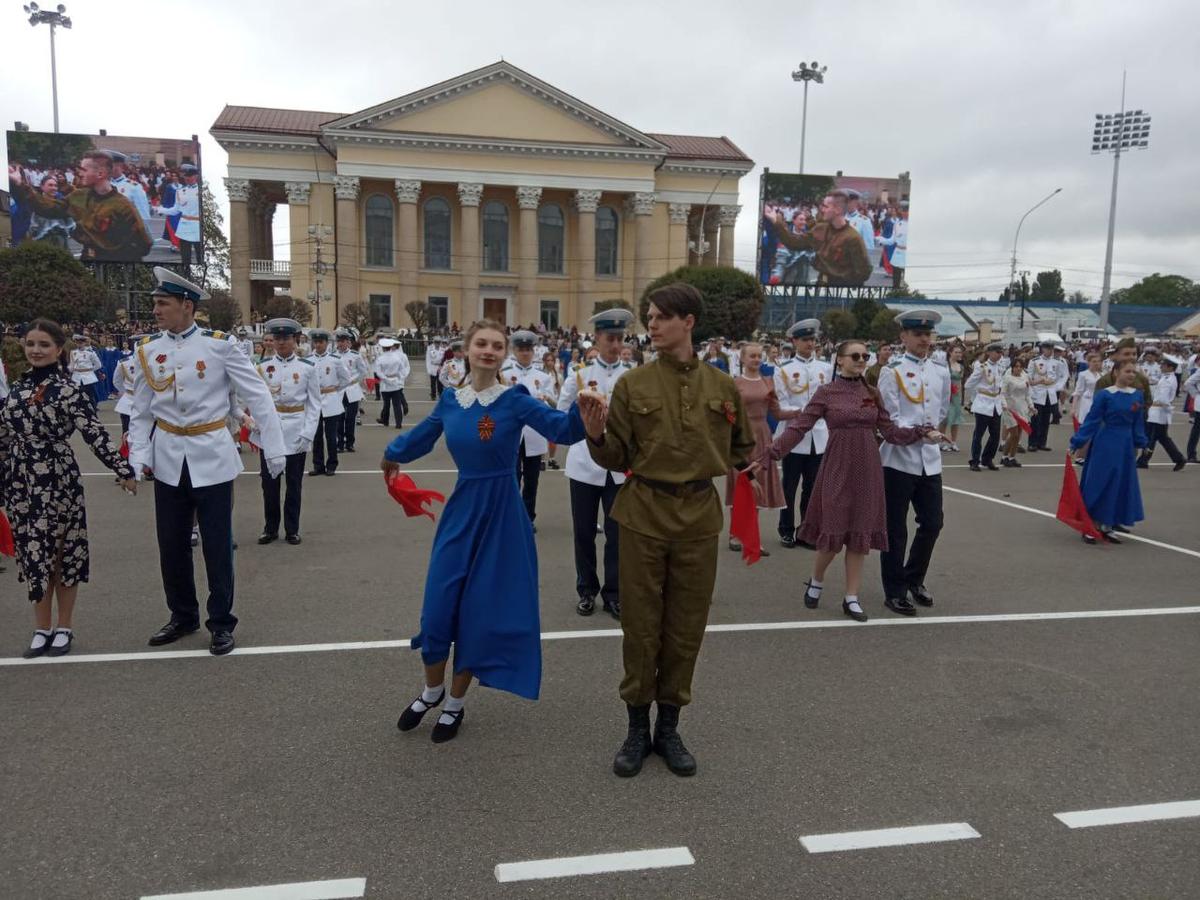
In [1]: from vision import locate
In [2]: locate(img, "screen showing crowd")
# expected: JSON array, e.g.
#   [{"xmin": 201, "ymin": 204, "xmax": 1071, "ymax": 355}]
[
  {"xmin": 758, "ymin": 172, "xmax": 911, "ymax": 289},
  {"xmin": 6, "ymin": 130, "xmax": 203, "ymax": 265}
]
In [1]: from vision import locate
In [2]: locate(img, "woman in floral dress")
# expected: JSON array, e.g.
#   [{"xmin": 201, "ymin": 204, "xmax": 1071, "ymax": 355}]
[{"xmin": 0, "ymin": 319, "xmax": 136, "ymax": 658}]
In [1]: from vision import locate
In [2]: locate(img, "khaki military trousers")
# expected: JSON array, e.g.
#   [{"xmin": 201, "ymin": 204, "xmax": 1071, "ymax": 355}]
[{"xmin": 618, "ymin": 526, "xmax": 718, "ymax": 707}]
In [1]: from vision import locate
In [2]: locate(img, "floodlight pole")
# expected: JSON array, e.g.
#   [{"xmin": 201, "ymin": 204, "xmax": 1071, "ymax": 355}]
[
  {"xmin": 1098, "ymin": 71, "xmax": 1127, "ymax": 334},
  {"xmin": 24, "ymin": 3, "xmax": 72, "ymax": 132},
  {"xmin": 792, "ymin": 62, "xmax": 827, "ymax": 176}
]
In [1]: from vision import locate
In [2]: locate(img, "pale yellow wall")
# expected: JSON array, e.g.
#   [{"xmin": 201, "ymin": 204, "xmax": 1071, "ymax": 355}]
[
  {"xmin": 653, "ymin": 171, "xmax": 740, "ymax": 194},
  {"xmin": 226, "ymin": 148, "xmax": 335, "ymax": 173},
  {"xmin": 336, "ymin": 144, "xmax": 655, "ymax": 183}
]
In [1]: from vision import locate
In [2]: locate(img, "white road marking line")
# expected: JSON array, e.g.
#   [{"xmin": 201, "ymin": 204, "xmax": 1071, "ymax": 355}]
[
  {"xmin": 943, "ymin": 485, "xmax": 1200, "ymax": 559},
  {"xmin": 800, "ymin": 822, "xmax": 980, "ymax": 853},
  {"xmin": 140, "ymin": 877, "xmax": 366, "ymax": 899},
  {"xmin": 1054, "ymin": 800, "xmax": 1200, "ymax": 829},
  {"xmin": 4, "ymin": 606, "xmax": 1198, "ymax": 667},
  {"xmin": 82, "ymin": 469, "xmax": 460, "ymax": 477},
  {"xmin": 494, "ymin": 847, "xmax": 693, "ymax": 883},
  {"xmin": 940, "ymin": 462, "xmax": 1186, "ymax": 469}
]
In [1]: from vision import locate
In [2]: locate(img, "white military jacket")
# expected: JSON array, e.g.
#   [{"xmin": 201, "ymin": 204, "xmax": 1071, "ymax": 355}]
[
  {"xmin": 438, "ymin": 357, "xmax": 465, "ymax": 390},
  {"xmin": 375, "ymin": 349, "xmax": 411, "ymax": 392},
  {"xmin": 1140, "ymin": 361, "xmax": 1162, "ymax": 386},
  {"xmin": 156, "ymin": 182, "xmax": 200, "ymax": 242},
  {"xmin": 128, "ymin": 325, "xmax": 286, "ymax": 487},
  {"xmin": 69, "ymin": 348, "xmax": 103, "ymax": 385},
  {"xmin": 113, "ymin": 354, "xmax": 137, "ymax": 416},
  {"xmin": 254, "ymin": 354, "xmax": 321, "ymax": 454},
  {"xmin": 502, "ymin": 360, "xmax": 558, "ymax": 456},
  {"xmin": 1028, "ymin": 355, "xmax": 1060, "ymax": 404},
  {"xmin": 338, "ymin": 350, "xmax": 368, "ymax": 403},
  {"xmin": 878, "ymin": 352, "xmax": 951, "ymax": 476},
  {"xmin": 556, "ymin": 357, "xmax": 631, "ymax": 486},
  {"xmin": 310, "ymin": 351, "xmax": 350, "ymax": 417},
  {"xmin": 965, "ymin": 360, "xmax": 1006, "ymax": 416},
  {"xmin": 772, "ymin": 355, "xmax": 833, "ymax": 454},
  {"xmin": 1148, "ymin": 375, "xmax": 1178, "ymax": 426}
]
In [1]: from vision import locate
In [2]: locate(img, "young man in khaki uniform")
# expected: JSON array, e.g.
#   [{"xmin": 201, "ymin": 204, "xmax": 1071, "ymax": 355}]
[{"xmin": 582, "ymin": 283, "xmax": 756, "ymax": 778}]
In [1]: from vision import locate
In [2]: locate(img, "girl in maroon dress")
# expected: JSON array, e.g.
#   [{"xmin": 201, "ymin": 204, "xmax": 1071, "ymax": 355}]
[{"xmin": 759, "ymin": 340, "xmax": 942, "ymax": 621}]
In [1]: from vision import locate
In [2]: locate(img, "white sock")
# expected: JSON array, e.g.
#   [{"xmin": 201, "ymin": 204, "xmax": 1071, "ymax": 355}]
[
  {"xmin": 410, "ymin": 683, "xmax": 444, "ymax": 713},
  {"xmin": 845, "ymin": 595, "xmax": 863, "ymax": 614},
  {"xmin": 30, "ymin": 629, "xmax": 51, "ymax": 650},
  {"xmin": 806, "ymin": 578, "xmax": 824, "ymax": 597},
  {"xmin": 438, "ymin": 695, "xmax": 464, "ymax": 726},
  {"xmin": 51, "ymin": 628, "xmax": 72, "ymax": 648}
]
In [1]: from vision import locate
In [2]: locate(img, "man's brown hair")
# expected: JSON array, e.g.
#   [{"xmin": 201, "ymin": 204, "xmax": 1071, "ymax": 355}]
[
  {"xmin": 647, "ymin": 282, "xmax": 703, "ymax": 323},
  {"xmin": 81, "ymin": 151, "xmax": 113, "ymax": 174}
]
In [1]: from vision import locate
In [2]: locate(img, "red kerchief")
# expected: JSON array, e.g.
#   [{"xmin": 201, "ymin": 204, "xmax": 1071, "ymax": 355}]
[{"xmin": 386, "ymin": 473, "xmax": 446, "ymax": 521}]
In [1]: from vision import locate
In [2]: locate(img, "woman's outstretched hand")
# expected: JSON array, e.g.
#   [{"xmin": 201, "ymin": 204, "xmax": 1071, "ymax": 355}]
[
  {"xmin": 577, "ymin": 390, "xmax": 608, "ymax": 441},
  {"xmin": 381, "ymin": 458, "xmax": 401, "ymax": 480}
]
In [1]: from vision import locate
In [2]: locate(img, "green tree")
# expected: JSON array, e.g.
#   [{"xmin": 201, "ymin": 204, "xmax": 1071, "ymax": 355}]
[
  {"xmin": 2, "ymin": 335, "xmax": 27, "ymax": 381},
  {"xmin": 1110, "ymin": 273, "xmax": 1200, "ymax": 307},
  {"xmin": 886, "ymin": 286, "xmax": 928, "ymax": 300},
  {"xmin": 6, "ymin": 131, "xmax": 94, "ymax": 169},
  {"xmin": 202, "ymin": 289, "xmax": 242, "ymax": 331},
  {"xmin": 851, "ymin": 295, "xmax": 884, "ymax": 327},
  {"xmin": 404, "ymin": 300, "xmax": 430, "ymax": 333},
  {"xmin": 1029, "ymin": 269, "xmax": 1065, "ymax": 302},
  {"xmin": 821, "ymin": 308, "xmax": 858, "ymax": 342},
  {"xmin": 259, "ymin": 294, "xmax": 312, "ymax": 325},
  {"xmin": 593, "ymin": 299, "xmax": 633, "ymax": 314},
  {"xmin": 197, "ymin": 182, "xmax": 231, "ymax": 291},
  {"xmin": 0, "ymin": 242, "xmax": 115, "ymax": 324},
  {"xmin": 868, "ymin": 308, "xmax": 901, "ymax": 343},
  {"xmin": 340, "ymin": 301, "xmax": 376, "ymax": 336},
  {"xmin": 1067, "ymin": 289, "xmax": 1091, "ymax": 304},
  {"xmin": 638, "ymin": 266, "xmax": 763, "ymax": 342}
]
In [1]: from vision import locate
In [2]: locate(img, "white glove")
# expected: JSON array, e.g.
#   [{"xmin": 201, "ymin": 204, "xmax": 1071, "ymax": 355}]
[
  {"xmin": 266, "ymin": 456, "xmax": 286, "ymax": 479},
  {"xmin": 300, "ymin": 440, "xmax": 312, "ymax": 454}
]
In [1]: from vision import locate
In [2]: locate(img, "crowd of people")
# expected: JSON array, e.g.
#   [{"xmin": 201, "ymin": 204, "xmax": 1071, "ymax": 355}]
[{"xmin": 2, "ymin": 271, "xmax": 1197, "ymax": 777}]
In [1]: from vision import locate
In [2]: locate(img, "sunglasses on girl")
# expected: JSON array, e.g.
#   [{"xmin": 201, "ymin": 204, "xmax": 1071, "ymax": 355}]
[{"xmin": 840, "ymin": 352, "xmax": 869, "ymax": 362}]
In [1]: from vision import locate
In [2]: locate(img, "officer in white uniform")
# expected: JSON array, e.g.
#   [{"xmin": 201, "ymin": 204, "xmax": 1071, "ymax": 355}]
[
  {"xmin": 152, "ymin": 163, "xmax": 202, "ymax": 270},
  {"xmin": 129, "ymin": 267, "xmax": 286, "ymax": 655},
  {"xmin": 307, "ymin": 329, "xmax": 350, "ymax": 476},
  {"xmin": 1049, "ymin": 345, "xmax": 1070, "ymax": 425},
  {"xmin": 437, "ymin": 341, "xmax": 466, "ymax": 392},
  {"xmin": 772, "ymin": 319, "xmax": 833, "ymax": 548},
  {"xmin": 1138, "ymin": 356, "xmax": 1186, "ymax": 470},
  {"xmin": 107, "ymin": 149, "xmax": 153, "ymax": 236},
  {"xmin": 556, "ymin": 308, "xmax": 634, "ymax": 618},
  {"xmin": 1027, "ymin": 341, "xmax": 1060, "ymax": 451},
  {"xmin": 235, "ymin": 326, "xmax": 256, "ymax": 359},
  {"xmin": 1139, "ymin": 348, "xmax": 1163, "ymax": 387},
  {"xmin": 335, "ymin": 329, "xmax": 368, "ymax": 452},
  {"xmin": 964, "ymin": 342, "xmax": 1006, "ymax": 471},
  {"xmin": 254, "ymin": 318, "xmax": 321, "ymax": 543},
  {"xmin": 112, "ymin": 342, "xmax": 140, "ymax": 433},
  {"xmin": 69, "ymin": 335, "xmax": 104, "ymax": 405},
  {"xmin": 502, "ymin": 330, "xmax": 558, "ymax": 529},
  {"xmin": 878, "ymin": 309, "xmax": 951, "ymax": 616},
  {"xmin": 375, "ymin": 337, "xmax": 411, "ymax": 427},
  {"xmin": 426, "ymin": 339, "xmax": 446, "ymax": 399}
]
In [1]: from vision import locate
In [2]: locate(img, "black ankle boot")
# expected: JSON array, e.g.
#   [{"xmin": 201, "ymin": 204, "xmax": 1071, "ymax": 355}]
[
  {"xmin": 653, "ymin": 703, "xmax": 697, "ymax": 777},
  {"xmin": 613, "ymin": 704, "xmax": 652, "ymax": 777}
]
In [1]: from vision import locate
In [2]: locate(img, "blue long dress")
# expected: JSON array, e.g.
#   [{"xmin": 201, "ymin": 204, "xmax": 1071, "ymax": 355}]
[
  {"xmin": 384, "ymin": 382, "xmax": 586, "ymax": 700},
  {"xmin": 1068, "ymin": 387, "xmax": 1148, "ymax": 527}
]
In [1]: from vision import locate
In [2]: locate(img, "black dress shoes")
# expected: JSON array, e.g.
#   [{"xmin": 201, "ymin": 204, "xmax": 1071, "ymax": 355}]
[
  {"xmin": 257, "ymin": 532, "xmax": 278, "ymax": 545},
  {"xmin": 885, "ymin": 596, "xmax": 918, "ymax": 617},
  {"xmin": 286, "ymin": 534, "xmax": 302, "ymax": 545},
  {"xmin": 613, "ymin": 704, "xmax": 652, "ymax": 777},
  {"xmin": 779, "ymin": 534, "xmax": 797, "ymax": 549},
  {"xmin": 604, "ymin": 599, "xmax": 621, "ymax": 621},
  {"xmin": 210, "ymin": 631, "xmax": 235, "ymax": 655},
  {"xmin": 984, "ymin": 462, "xmax": 1000, "ymax": 471},
  {"xmin": 148, "ymin": 621, "xmax": 199, "ymax": 646},
  {"xmin": 653, "ymin": 704, "xmax": 697, "ymax": 777},
  {"xmin": 969, "ymin": 461, "xmax": 981, "ymax": 471},
  {"xmin": 803, "ymin": 580, "xmax": 821, "ymax": 609},
  {"xmin": 1113, "ymin": 524, "xmax": 1131, "ymax": 534},
  {"xmin": 308, "ymin": 468, "xmax": 326, "ymax": 477},
  {"xmin": 577, "ymin": 595, "xmax": 596, "ymax": 616},
  {"xmin": 431, "ymin": 708, "xmax": 464, "ymax": 743},
  {"xmin": 375, "ymin": 418, "xmax": 387, "ymax": 426},
  {"xmin": 397, "ymin": 689, "xmax": 444, "ymax": 731},
  {"xmin": 909, "ymin": 585, "xmax": 934, "ymax": 607}
]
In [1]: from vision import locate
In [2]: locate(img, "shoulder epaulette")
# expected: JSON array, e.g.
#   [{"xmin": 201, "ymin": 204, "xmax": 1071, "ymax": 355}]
[
  {"xmin": 887, "ymin": 358, "xmax": 903, "ymax": 368},
  {"xmin": 202, "ymin": 329, "xmax": 226, "ymax": 340},
  {"xmin": 139, "ymin": 333, "xmax": 160, "ymax": 345},
  {"xmin": 299, "ymin": 357, "xmax": 315, "ymax": 366}
]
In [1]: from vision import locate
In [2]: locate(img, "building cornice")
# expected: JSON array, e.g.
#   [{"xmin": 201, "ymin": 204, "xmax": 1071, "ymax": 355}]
[
  {"xmin": 335, "ymin": 162, "xmax": 655, "ymax": 195},
  {"xmin": 323, "ymin": 128, "xmax": 665, "ymax": 163},
  {"xmin": 661, "ymin": 160, "xmax": 755, "ymax": 177},
  {"xmin": 210, "ymin": 130, "xmax": 323, "ymax": 153}
]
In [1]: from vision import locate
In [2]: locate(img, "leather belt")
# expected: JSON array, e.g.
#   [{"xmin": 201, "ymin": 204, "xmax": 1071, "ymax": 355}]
[
  {"xmin": 978, "ymin": 390, "xmax": 1000, "ymax": 397},
  {"xmin": 320, "ymin": 386, "xmax": 340, "ymax": 394},
  {"xmin": 275, "ymin": 404, "xmax": 305, "ymax": 413},
  {"xmin": 635, "ymin": 475, "xmax": 711, "ymax": 497},
  {"xmin": 155, "ymin": 417, "xmax": 226, "ymax": 436}
]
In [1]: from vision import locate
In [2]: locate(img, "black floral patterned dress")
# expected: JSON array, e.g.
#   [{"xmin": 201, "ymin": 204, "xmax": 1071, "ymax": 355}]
[{"xmin": 0, "ymin": 366, "xmax": 134, "ymax": 602}]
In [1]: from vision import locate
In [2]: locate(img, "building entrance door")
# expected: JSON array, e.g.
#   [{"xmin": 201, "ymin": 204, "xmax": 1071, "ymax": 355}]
[{"xmin": 483, "ymin": 297, "xmax": 507, "ymax": 324}]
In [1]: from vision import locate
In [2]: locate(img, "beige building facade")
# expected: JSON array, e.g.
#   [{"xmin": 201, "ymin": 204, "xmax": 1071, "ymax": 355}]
[{"xmin": 211, "ymin": 61, "xmax": 752, "ymax": 331}]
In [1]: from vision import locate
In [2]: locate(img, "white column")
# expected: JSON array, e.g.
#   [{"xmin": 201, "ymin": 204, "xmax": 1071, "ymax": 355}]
[
  {"xmin": 718, "ymin": 204, "xmax": 741, "ymax": 267},
  {"xmin": 516, "ymin": 186, "xmax": 542, "ymax": 326},
  {"xmin": 458, "ymin": 182, "xmax": 484, "ymax": 325},
  {"xmin": 574, "ymin": 189, "xmax": 602, "ymax": 325},
  {"xmin": 626, "ymin": 191, "xmax": 656, "ymax": 301},
  {"xmin": 395, "ymin": 179, "xmax": 422, "ymax": 323}
]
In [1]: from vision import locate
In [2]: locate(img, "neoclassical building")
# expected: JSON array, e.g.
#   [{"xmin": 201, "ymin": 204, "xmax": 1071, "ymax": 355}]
[{"xmin": 211, "ymin": 61, "xmax": 752, "ymax": 331}]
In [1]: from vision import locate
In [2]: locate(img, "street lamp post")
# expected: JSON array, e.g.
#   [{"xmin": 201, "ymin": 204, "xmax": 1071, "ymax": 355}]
[
  {"xmin": 791, "ymin": 61, "xmax": 827, "ymax": 176},
  {"xmin": 1006, "ymin": 187, "xmax": 1062, "ymax": 332},
  {"xmin": 1093, "ymin": 71, "xmax": 1151, "ymax": 334},
  {"xmin": 23, "ymin": 3, "xmax": 72, "ymax": 133}
]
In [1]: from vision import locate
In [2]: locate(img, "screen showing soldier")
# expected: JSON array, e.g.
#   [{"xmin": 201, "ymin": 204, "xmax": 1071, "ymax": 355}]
[{"xmin": 6, "ymin": 130, "xmax": 202, "ymax": 266}]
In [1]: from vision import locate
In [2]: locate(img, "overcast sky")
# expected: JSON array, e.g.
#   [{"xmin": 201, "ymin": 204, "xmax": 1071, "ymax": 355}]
[{"xmin": 3, "ymin": 0, "xmax": 1198, "ymax": 300}]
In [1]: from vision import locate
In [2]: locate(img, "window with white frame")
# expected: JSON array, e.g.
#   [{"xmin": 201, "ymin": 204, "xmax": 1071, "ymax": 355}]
[
  {"xmin": 428, "ymin": 296, "xmax": 449, "ymax": 329},
  {"xmin": 423, "ymin": 197, "xmax": 452, "ymax": 269},
  {"xmin": 368, "ymin": 293, "xmax": 392, "ymax": 328},
  {"xmin": 539, "ymin": 299, "xmax": 560, "ymax": 331},
  {"xmin": 364, "ymin": 195, "xmax": 394, "ymax": 267}
]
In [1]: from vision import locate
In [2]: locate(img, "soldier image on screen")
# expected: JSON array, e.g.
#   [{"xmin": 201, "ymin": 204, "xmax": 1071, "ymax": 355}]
[
  {"xmin": 765, "ymin": 189, "xmax": 872, "ymax": 287},
  {"xmin": 8, "ymin": 151, "xmax": 153, "ymax": 261},
  {"xmin": 152, "ymin": 163, "xmax": 203, "ymax": 271}
]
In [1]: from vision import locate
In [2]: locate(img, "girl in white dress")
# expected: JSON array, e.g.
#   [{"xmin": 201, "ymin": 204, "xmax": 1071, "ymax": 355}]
[
  {"xmin": 1000, "ymin": 357, "xmax": 1031, "ymax": 467},
  {"xmin": 1070, "ymin": 352, "xmax": 1103, "ymax": 462}
]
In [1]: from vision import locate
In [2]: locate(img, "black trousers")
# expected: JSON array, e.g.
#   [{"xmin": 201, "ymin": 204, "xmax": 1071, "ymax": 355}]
[
  {"xmin": 970, "ymin": 412, "xmax": 1002, "ymax": 464},
  {"xmin": 778, "ymin": 449, "xmax": 823, "ymax": 538},
  {"xmin": 260, "ymin": 450, "xmax": 306, "ymax": 537},
  {"xmin": 179, "ymin": 239, "xmax": 200, "ymax": 270},
  {"xmin": 569, "ymin": 474, "xmax": 620, "ymax": 605},
  {"xmin": 1031, "ymin": 398, "xmax": 1055, "ymax": 450},
  {"xmin": 1187, "ymin": 414, "xmax": 1200, "ymax": 459},
  {"xmin": 339, "ymin": 397, "xmax": 359, "ymax": 450},
  {"xmin": 1141, "ymin": 422, "xmax": 1184, "ymax": 465},
  {"xmin": 380, "ymin": 390, "xmax": 406, "ymax": 427},
  {"xmin": 153, "ymin": 461, "xmax": 236, "ymax": 633},
  {"xmin": 311, "ymin": 413, "xmax": 342, "ymax": 473},
  {"xmin": 119, "ymin": 413, "xmax": 130, "ymax": 433},
  {"xmin": 429, "ymin": 375, "xmax": 441, "ymax": 400},
  {"xmin": 881, "ymin": 468, "xmax": 944, "ymax": 601},
  {"xmin": 516, "ymin": 441, "xmax": 541, "ymax": 522}
]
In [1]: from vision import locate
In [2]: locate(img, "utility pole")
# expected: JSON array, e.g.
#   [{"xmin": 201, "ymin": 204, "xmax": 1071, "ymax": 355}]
[
  {"xmin": 791, "ymin": 61, "xmax": 826, "ymax": 176},
  {"xmin": 23, "ymin": 3, "xmax": 72, "ymax": 132},
  {"xmin": 1006, "ymin": 188, "xmax": 1061, "ymax": 332},
  {"xmin": 306, "ymin": 225, "xmax": 333, "ymax": 328}
]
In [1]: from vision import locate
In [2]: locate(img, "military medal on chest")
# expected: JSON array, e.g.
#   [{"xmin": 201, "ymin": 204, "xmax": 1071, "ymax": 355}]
[
  {"xmin": 195, "ymin": 360, "xmax": 206, "ymax": 379},
  {"xmin": 477, "ymin": 414, "xmax": 496, "ymax": 441}
]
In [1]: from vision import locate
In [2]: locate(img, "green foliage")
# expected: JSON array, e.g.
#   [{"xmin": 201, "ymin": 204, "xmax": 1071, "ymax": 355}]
[
  {"xmin": 821, "ymin": 308, "xmax": 858, "ymax": 342},
  {"xmin": 869, "ymin": 308, "xmax": 901, "ymax": 342},
  {"xmin": 404, "ymin": 300, "xmax": 430, "ymax": 332},
  {"xmin": 2, "ymin": 335, "xmax": 27, "ymax": 380},
  {"xmin": 1029, "ymin": 269, "xmax": 1065, "ymax": 302},
  {"xmin": 340, "ymin": 302, "xmax": 376, "ymax": 336},
  {"xmin": 258, "ymin": 295, "xmax": 312, "ymax": 325},
  {"xmin": 1110, "ymin": 274, "xmax": 1200, "ymax": 307},
  {"xmin": 886, "ymin": 286, "xmax": 928, "ymax": 300},
  {"xmin": 639, "ymin": 266, "xmax": 763, "ymax": 342},
  {"xmin": 0, "ymin": 242, "xmax": 115, "ymax": 323},
  {"xmin": 6, "ymin": 131, "xmax": 94, "ymax": 169},
  {"xmin": 197, "ymin": 182, "xmax": 230, "ymax": 291},
  {"xmin": 202, "ymin": 289, "xmax": 242, "ymax": 331}
]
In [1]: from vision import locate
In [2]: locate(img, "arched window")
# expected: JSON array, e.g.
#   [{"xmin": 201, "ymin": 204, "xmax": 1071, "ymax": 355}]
[
  {"xmin": 595, "ymin": 206, "xmax": 619, "ymax": 276},
  {"xmin": 423, "ymin": 197, "xmax": 452, "ymax": 269},
  {"xmin": 364, "ymin": 194, "xmax": 394, "ymax": 267},
  {"xmin": 537, "ymin": 203, "xmax": 565, "ymax": 274},
  {"xmin": 482, "ymin": 200, "xmax": 509, "ymax": 271}
]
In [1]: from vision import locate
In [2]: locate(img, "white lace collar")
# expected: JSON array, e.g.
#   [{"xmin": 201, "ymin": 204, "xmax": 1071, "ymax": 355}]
[{"xmin": 454, "ymin": 382, "xmax": 508, "ymax": 409}]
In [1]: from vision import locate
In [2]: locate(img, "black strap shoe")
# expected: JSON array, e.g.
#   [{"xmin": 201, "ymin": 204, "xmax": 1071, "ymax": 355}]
[
  {"xmin": 842, "ymin": 599, "xmax": 868, "ymax": 622},
  {"xmin": 576, "ymin": 595, "xmax": 596, "ymax": 616},
  {"xmin": 148, "ymin": 621, "xmax": 200, "ymax": 646},
  {"xmin": 884, "ymin": 596, "xmax": 918, "ymax": 617},
  {"xmin": 397, "ymin": 688, "xmax": 444, "ymax": 731},
  {"xmin": 209, "ymin": 631, "xmax": 235, "ymax": 656},
  {"xmin": 431, "ymin": 708, "xmax": 465, "ymax": 743},
  {"xmin": 803, "ymin": 580, "xmax": 821, "ymax": 609},
  {"xmin": 257, "ymin": 532, "xmax": 278, "ymax": 545},
  {"xmin": 613, "ymin": 704, "xmax": 652, "ymax": 777},
  {"xmin": 909, "ymin": 585, "xmax": 934, "ymax": 607},
  {"xmin": 23, "ymin": 629, "xmax": 52, "ymax": 659},
  {"xmin": 45, "ymin": 628, "xmax": 74, "ymax": 657},
  {"xmin": 652, "ymin": 704, "xmax": 697, "ymax": 777}
]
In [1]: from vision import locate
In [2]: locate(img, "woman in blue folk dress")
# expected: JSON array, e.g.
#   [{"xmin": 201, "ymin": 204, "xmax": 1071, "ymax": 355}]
[
  {"xmin": 381, "ymin": 320, "xmax": 600, "ymax": 743},
  {"xmin": 1068, "ymin": 359, "xmax": 1148, "ymax": 544}
]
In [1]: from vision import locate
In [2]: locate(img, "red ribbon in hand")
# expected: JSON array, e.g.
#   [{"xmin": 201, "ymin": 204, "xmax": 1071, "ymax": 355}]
[
  {"xmin": 729, "ymin": 470, "xmax": 762, "ymax": 565},
  {"xmin": 0, "ymin": 509, "xmax": 15, "ymax": 557},
  {"xmin": 1009, "ymin": 409, "xmax": 1033, "ymax": 436},
  {"xmin": 386, "ymin": 472, "xmax": 446, "ymax": 521},
  {"xmin": 119, "ymin": 434, "xmax": 130, "ymax": 459}
]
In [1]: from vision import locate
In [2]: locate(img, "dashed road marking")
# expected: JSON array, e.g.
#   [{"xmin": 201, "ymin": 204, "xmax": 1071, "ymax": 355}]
[
  {"xmin": 1054, "ymin": 799, "xmax": 1200, "ymax": 829},
  {"xmin": 494, "ymin": 847, "xmax": 694, "ymax": 883},
  {"xmin": 800, "ymin": 822, "xmax": 981, "ymax": 853}
]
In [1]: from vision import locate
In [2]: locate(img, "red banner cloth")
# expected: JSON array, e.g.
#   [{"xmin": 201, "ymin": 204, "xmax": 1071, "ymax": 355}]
[
  {"xmin": 1009, "ymin": 409, "xmax": 1033, "ymax": 436},
  {"xmin": 729, "ymin": 471, "xmax": 762, "ymax": 565},
  {"xmin": 1056, "ymin": 453, "xmax": 1105, "ymax": 542},
  {"xmin": 365, "ymin": 377, "xmax": 379, "ymax": 392},
  {"xmin": 1072, "ymin": 416, "xmax": 1081, "ymax": 433},
  {"xmin": 119, "ymin": 434, "xmax": 130, "ymax": 459},
  {"xmin": 0, "ymin": 509, "xmax": 15, "ymax": 557},
  {"xmin": 386, "ymin": 472, "xmax": 446, "ymax": 521}
]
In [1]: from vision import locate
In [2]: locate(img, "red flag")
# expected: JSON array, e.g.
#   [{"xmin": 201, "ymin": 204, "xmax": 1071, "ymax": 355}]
[
  {"xmin": 1056, "ymin": 453, "xmax": 1105, "ymax": 542},
  {"xmin": 386, "ymin": 472, "xmax": 446, "ymax": 521},
  {"xmin": 1009, "ymin": 409, "xmax": 1033, "ymax": 436},
  {"xmin": 0, "ymin": 509, "xmax": 15, "ymax": 557},
  {"xmin": 238, "ymin": 425, "xmax": 250, "ymax": 444},
  {"xmin": 365, "ymin": 377, "xmax": 379, "ymax": 392},
  {"xmin": 119, "ymin": 433, "xmax": 130, "ymax": 459},
  {"xmin": 729, "ymin": 471, "xmax": 762, "ymax": 565},
  {"xmin": 1072, "ymin": 416, "xmax": 1081, "ymax": 433}
]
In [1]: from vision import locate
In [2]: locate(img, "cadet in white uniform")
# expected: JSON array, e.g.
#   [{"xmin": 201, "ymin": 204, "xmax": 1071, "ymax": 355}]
[
  {"xmin": 307, "ymin": 329, "xmax": 350, "ymax": 476},
  {"xmin": 130, "ymin": 268, "xmax": 286, "ymax": 655},
  {"xmin": 772, "ymin": 319, "xmax": 833, "ymax": 548},
  {"xmin": 437, "ymin": 341, "xmax": 466, "ymax": 392},
  {"xmin": 557, "ymin": 309, "xmax": 634, "ymax": 618},
  {"xmin": 502, "ymin": 330, "xmax": 558, "ymax": 529},
  {"xmin": 374, "ymin": 337, "xmax": 411, "ymax": 427},
  {"xmin": 152, "ymin": 163, "xmax": 202, "ymax": 270},
  {"xmin": 336, "ymin": 329, "xmax": 368, "ymax": 452},
  {"xmin": 107, "ymin": 150, "xmax": 153, "ymax": 236},
  {"xmin": 1138, "ymin": 356, "xmax": 1186, "ymax": 470},
  {"xmin": 1027, "ymin": 341, "xmax": 1060, "ymax": 451},
  {"xmin": 878, "ymin": 309, "xmax": 951, "ymax": 616},
  {"xmin": 69, "ymin": 336, "xmax": 104, "ymax": 406},
  {"xmin": 1139, "ymin": 348, "xmax": 1163, "ymax": 387},
  {"xmin": 964, "ymin": 342, "xmax": 1007, "ymax": 471},
  {"xmin": 112, "ymin": 344, "xmax": 139, "ymax": 433},
  {"xmin": 426, "ymin": 339, "xmax": 446, "ymax": 399},
  {"xmin": 255, "ymin": 318, "xmax": 322, "ymax": 543}
]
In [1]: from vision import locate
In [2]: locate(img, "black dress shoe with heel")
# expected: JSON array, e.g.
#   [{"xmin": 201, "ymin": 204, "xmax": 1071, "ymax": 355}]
[
  {"xmin": 909, "ymin": 585, "xmax": 934, "ymax": 607},
  {"xmin": 842, "ymin": 599, "xmax": 868, "ymax": 622},
  {"xmin": 431, "ymin": 708, "xmax": 465, "ymax": 743},
  {"xmin": 802, "ymin": 580, "xmax": 821, "ymax": 609},
  {"xmin": 603, "ymin": 599, "xmax": 621, "ymax": 621},
  {"xmin": 286, "ymin": 534, "xmax": 302, "ymax": 545},
  {"xmin": 148, "ymin": 621, "xmax": 199, "ymax": 646},
  {"xmin": 257, "ymin": 532, "xmax": 278, "ymax": 545},
  {"xmin": 885, "ymin": 596, "xmax": 918, "ymax": 617},
  {"xmin": 576, "ymin": 595, "xmax": 596, "ymax": 616},
  {"xmin": 209, "ymin": 631, "xmax": 235, "ymax": 656}
]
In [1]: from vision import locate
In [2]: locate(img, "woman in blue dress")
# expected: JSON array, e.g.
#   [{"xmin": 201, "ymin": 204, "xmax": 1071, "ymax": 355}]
[
  {"xmin": 381, "ymin": 320, "xmax": 599, "ymax": 743},
  {"xmin": 1068, "ymin": 359, "xmax": 1148, "ymax": 544}
]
